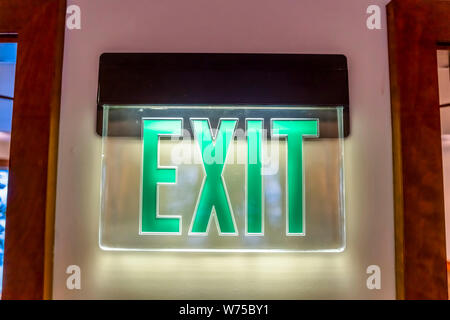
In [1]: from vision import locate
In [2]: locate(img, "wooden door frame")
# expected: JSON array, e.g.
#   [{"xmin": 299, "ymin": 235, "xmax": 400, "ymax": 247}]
[
  {"xmin": 387, "ymin": 0, "xmax": 450, "ymax": 299},
  {"xmin": 0, "ymin": 0, "xmax": 66, "ymax": 299}
]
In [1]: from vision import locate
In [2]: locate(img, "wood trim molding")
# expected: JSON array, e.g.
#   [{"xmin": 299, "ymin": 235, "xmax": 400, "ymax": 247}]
[
  {"xmin": 0, "ymin": 0, "xmax": 66, "ymax": 300},
  {"xmin": 0, "ymin": 160, "xmax": 9, "ymax": 168},
  {"xmin": 387, "ymin": 0, "xmax": 450, "ymax": 299}
]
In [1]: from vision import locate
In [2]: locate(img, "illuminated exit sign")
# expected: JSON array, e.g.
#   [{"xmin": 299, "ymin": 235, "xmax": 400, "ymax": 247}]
[
  {"xmin": 97, "ymin": 53, "xmax": 349, "ymax": 252},
  {"xmin": 141, "ymin": 117, "xmax": 318, "ymax": 236}
]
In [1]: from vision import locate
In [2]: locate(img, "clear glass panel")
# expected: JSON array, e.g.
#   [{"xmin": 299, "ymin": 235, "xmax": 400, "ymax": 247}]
[{"xmin": 100, "ymin": 105, "xmax": 345, "ymax": 252}]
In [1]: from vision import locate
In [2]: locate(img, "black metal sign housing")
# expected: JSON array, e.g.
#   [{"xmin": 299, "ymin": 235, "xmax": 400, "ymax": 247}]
[{"xmin": 97, "ymin": 53, "xmax": 350, "ymax": 138}]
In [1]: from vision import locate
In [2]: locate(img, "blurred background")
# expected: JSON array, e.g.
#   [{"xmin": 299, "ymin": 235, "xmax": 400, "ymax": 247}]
[{"xmin": 0, "ymin": 42, "xmax": 16, "ymax": 296}]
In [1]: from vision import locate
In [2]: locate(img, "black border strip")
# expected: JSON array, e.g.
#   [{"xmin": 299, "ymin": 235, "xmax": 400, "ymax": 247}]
[{"xmin": 97, "ymin": 53, "xmax": 350, "ymax": 137}]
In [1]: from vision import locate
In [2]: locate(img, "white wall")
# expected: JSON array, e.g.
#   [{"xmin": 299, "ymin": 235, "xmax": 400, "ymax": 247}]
[
  {"xmin": 53, "ymin": 0, "xmax": 395, "ymax": 299},
  {"xmin": 439, "ymin": 50, "xmax": 450, "ymax": 260},
  {"xmin": 438, "ymin": 50, "xmax": 450, "ymax": 106}
]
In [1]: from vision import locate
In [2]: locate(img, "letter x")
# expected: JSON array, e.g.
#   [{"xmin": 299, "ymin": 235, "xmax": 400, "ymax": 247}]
[{"xmin": 189, "ymin": 119, "xmax": 238, "ymax": 235}]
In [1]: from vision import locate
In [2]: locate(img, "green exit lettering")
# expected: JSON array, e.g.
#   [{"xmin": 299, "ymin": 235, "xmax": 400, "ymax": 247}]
[{"xmin": 140, "ymin": 118, "xmax": 319, "ymax": 236}]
